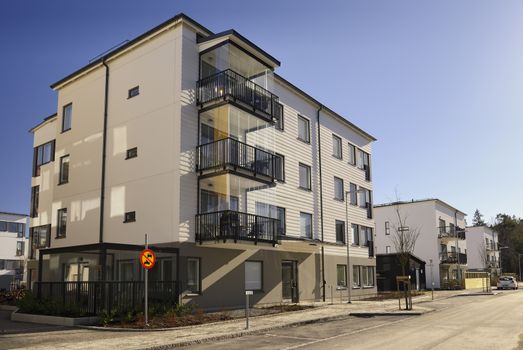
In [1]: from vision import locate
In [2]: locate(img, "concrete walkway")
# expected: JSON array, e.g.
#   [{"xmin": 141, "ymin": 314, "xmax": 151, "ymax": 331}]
[{"xmin": 0, "ymin": 289, "xmax": 487, "ymax": 350}]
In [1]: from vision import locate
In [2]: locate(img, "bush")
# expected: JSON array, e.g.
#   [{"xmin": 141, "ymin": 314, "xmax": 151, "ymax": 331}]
[
  {"xmin": 16, "ymin": 291, "xmax": 86, "ymax": 317},
  {"xmin": 0, "ymin": 288, "xmax": 28, "ymax": 306}
]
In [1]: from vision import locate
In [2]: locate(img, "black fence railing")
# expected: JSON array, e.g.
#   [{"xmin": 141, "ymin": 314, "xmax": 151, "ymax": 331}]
[
  {"xmin": 196, "ymin": 210, "xmax": 279, "ymax": 245},
  {"xmin": 197, "ymin": 138, "xmax": 283, "ymax": 181},
  {"xmin": 440, "ymin": 252, "xmax": 467, "ymax": 264},
  {"xmin": 438, "ymin": 226, "xmax": 466, "ymax": 240},
  {"xmin": 197, "ymin": 69, "xmax": 283, "ymax": 122},
  {"xmin": 365, "ymin": 202, "xmax": 373, "ymax": 219},
  {"xmin": 34, "ymin": 281, "xmax": 179, "ymax": 316},
  {"xmin": 368, "ymin": 241, "xmax": 375, "ymax": 257}
]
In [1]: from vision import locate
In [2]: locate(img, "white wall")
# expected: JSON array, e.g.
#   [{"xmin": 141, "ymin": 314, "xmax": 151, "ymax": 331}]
[{"xmin": 466, "ymin": 226, "xmax": 499, "ymax": 270}]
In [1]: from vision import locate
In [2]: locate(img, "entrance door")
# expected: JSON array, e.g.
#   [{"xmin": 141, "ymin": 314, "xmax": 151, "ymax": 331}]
[{"xmin": 282, "ymin": 261, "xmax": 298, "ymax": 303}]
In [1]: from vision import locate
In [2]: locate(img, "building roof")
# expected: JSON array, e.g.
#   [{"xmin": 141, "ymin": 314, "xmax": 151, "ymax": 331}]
[
  {"xmin": 374, "ymin": 198, "xmax": 467, "ymax": 216},
  {"xmin": 29, "ymin": 113, "xmax": 57, "ymax": 133},
  {"xmin": 0, "ymin": 211, "xmax": 28, "ymax": 218},
  {"xmin": 376, "ymin": 252, "xmax": 426, "ymax": 265}
]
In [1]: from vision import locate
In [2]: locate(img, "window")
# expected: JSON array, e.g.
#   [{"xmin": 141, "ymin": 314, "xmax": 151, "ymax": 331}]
[
  {"xmin": 7, "ymin": 222, "xmax": 17, "ymax": 233},
  {"xmin": 62, "ymin": 103, "xmax": 72, "ymax": 132},
  {"xmin": 17, "ymin": 223, "xmax": 24, "ymax": 238},
  {"xmin": 357, "ymin": 149, "xmax": 371, "ymax": 180},
  {"xmin": 439, "ymin": 219, "xmax": 446, "ymax": 233},
  {"xmin": 353, "ymin": 266, "xmax": 361, "ymax": 288},
  {"xmin": 349, "ymin": 183, "xmax": 358, "ymax": 205},
  {"xmin": 33, "ymin": 140, "xmax": 55, "ymax": 176},
  {"xmin": 126, "ymin": 147, "xmax": 138, "ymax": 159},
  {"xmin": 128, "ymin": 86, "xmax": 140, "ymax": 99},
  {"xmin": 358, "ymin": 188, "xmax": 370, "ymax": 208},
  {"xmin": 337, "ymin": 265, "xmax": 347, "ymax": 288},
  {"xmin": 385, "ymin": 221, "xmax": 390, "ymax": 235},
  {"xmin": 334, "ymin": 177, "xmax": 344, "ymax": 200},
  {"xmin": 16, "ymin": 242, "xmax": 24, "ymax": 256},
  {"xmin": 0, "ymin": 222, "xmax": 6, "ymax": 231},
  {"xmin": 361, "ymin": 226, "xmax": 373, "ymax": 247},
  {"xmin": 275, "ymin": 153, "xmax": 285, "ymax": 182},
  {"xmin": 299, "ymin": 163, "xmax": 311, "ymax": 190},
  {"xmin": 336, "ymin": 220, "xmax": 345, "ymax": 243},
  {"xmin": 300, "ymin": 212, "xmax": 312, "ymax": 238},
  {"xmin": 30, "ymin": 186, "xmax": 39, "ymax": 218},
  {"xmin": 255, "ymin": 202, "xmax": 286, "ymax": 236},
  {"xmin": 297, "ymin": 115, "xmax": 310, "ymax": 143},
  {"xmin": 57, "ymin": 208, "xmax": 67, "ymax": 238},
  {"xmin": 30, "ymin": 225, "xmax": 50, "ymax": 259},
  {"xmin": 351, "ymin": 224, "xmax": 359, "ymax": 245},
  {"xmin": 124, "ymin": 211, "xmax": 136, "ymax": 223},
  {"xmin": 332, "ymin": 135, "xmax": 342, "ymax": 159},
  {"xmin": 275, "ymin": 108, "xmax": 284, "ymax": 131},
  {"xmin": 277, "ymin": 207, "xmax": 286, "ymax": 236},
  {"xmin": 362, "ymin": 266, "xmax": 375, "ymax": 287},
  {"xmin": 348, "ymin": 143, "xmax": 356, "ymax": 165},
  {"xmin": 187, "ymin": 257, "xmax": 200, "ymax": 293},
  {"xmin": 59, "ymin": 155, "xmax": 70, "ymax": 184},
  {"xmin": 386, "ymin": 246, "xmax": 391, "ymax": 254},
  {"xmin": 245, "ymin": 261, "xmax": 263, "ymax": 291},
  {"xmin": 449, "ymin": 223, "xmax": 455, "ymax": 234}
]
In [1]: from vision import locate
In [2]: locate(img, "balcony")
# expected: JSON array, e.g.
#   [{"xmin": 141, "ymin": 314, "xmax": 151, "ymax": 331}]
[
  {"xmin": 197, "ymin": 69, "xmax": 283, "ymax": 123},
  {"xmin": 486, "ymin": 243, "xmax": 498, "ymax": 251},
  {"xmin": 368, "ymin": 241, "xmax": 374, "ymax": 257},
  {"xmin": 196, "ymin": 138, "xmax": 283, "ymax": 183},
  {"xmin": 440, "ymin": 252, "xmax": 467, "ymax": 265},
  {"xmin": 196, "ymin": 210, "xmax": 279, "ymax": 245},
  {"xmin": 438, "ymin": 226, "xmax": 466, "ymax": 241}
]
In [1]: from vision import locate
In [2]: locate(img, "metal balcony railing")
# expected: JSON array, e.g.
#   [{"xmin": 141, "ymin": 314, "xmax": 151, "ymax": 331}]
[
  {"xmin": 368, "ymin": 241, "xmax": 375, "ymax": 257},
  {"xmin": 486, "ymin": 243, "xmax": 498, "ymax": 251},
  {"xmin": 440, "ymin": 252, "xmax": 467, "ymax": 264},
  {"xmin": 196, "ymin": 138, "xmax": 284, "ymax": 182},
  {"xmin": 197, "ymin": 69, "xmax": 283, "ymax": 122},
  {"xmin": 196, "ymin": 210, "xmax": 279, "ymax": 245},
  {"xmin": 438, "ymin": 226, "xmax": 466, "ymax": 240}
]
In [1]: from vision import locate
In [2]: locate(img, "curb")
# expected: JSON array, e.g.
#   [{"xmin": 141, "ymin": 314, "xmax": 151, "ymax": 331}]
[{"xmin": 350, "ymin": 311, "xmax": 424, "ymax": 317}]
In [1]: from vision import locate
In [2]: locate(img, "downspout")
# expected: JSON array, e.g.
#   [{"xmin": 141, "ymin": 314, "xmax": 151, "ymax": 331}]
[
  {"xmin": 317, "ymin": 105, "xmax": 326, "ymax": 302},
  {"xmin": 454, "ymin": 210, "xmax": 460, "ymax": 284},
  {"xmin": 99, "ymin": 58, "xmax": 110, "ymax": 245}
]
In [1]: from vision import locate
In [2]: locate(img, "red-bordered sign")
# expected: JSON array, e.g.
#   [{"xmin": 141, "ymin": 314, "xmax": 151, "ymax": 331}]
[{"xmin": 140, "ymin": 249, "xmax": 156, "ymax": 270}]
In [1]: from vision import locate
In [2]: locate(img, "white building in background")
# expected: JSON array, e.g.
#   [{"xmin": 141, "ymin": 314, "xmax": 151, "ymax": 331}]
[
  {"xmin": 466, "ymin": 225, "xmax": 500, "ymax": 275},
  {"xmin": 374, "ymin": 199, "xmax": 467, "ymax": 289},
  {"xmin": 0, "ymin": 212, "xmax": 28, "ymax": 290}
]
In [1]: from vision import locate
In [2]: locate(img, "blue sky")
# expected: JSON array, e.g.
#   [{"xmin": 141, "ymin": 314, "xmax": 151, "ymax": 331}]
[{"xmin": 0, "ymin": 0, "xmax": 522, "ymax": 223}]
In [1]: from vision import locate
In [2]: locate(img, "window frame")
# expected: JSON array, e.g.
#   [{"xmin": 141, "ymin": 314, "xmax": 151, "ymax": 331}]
[
  {"xmin": 297, "ymin": 115, "xmax": 311, "ymax": 143},
  {"xmin": 275, "ymin": 153, "xmax": 285, "ymax": 182},
  {"xmin": 30, "ymin": 186, "xmax": 39, "ymax": 218},
  {"xmin": 298, "ymin": 163, "xmax": 311, "ymax": 191},
  {"xmin": 16, "ymin": 241, "xmax": 25, "ymax": 256},
  {"xmin": 336, "ymin": 264, "xmax": 347, "ymax": 289},
  {"xmin": 245, "ymin": 260, "xmax": 263, "ymax": 292},
  {"xmin": 56, "ymin": 208, "xmax": 67, "ymax": 238},
  {"xmin": 59, "ymin": 154, "xmax": 70, "ymax": 185},
  {"xmin": 334, "ymin": 176, "xmax": 344, "ymax": 201},
  {"xmin": 128, "ymin": 86, "xmax": 140, "ymax": 99},
  {"xmin": 347, "ymin": 143, "xmax": 356, "ymax": 165},
  {"xmin": 275, "ymin": 106, "xmax": 284, "ymax": 131},
  {"xmin": 124, "ymin": 211, "xmax": 136, "ymax": 223},
  {"xmin": 351, "ymin": 224, "xmax": 360, "ymax": 246},
  {"xmin": 186, "ymin": 257, "xmax": 201, "ymax": 294},
  {"xmin": 353, "ymin": 265, "xmax": 361, "ymax": 288},
  {"xmin": 126, "ymin": 147, "xmax": 138, "ymax": 160},
  {"xmin": 335, "ymin": 220, "xmax": 346, "ymax": 244},
  {"xmin": 332, "ymin": 134, "xmax": 342, "ymax": 159},
  {"xmin": 362, "ymin": 266, "xmax": 375, "ymax": 287},
  {"xmin": 386, "ymin": 246, "xmax": 391, "ymax": 254},
  {"xmin": 385, "ymin": 221, "xmax": 390, "ymax": 235},
  {"xmin": 62, "ymin": 103, "xmax": 72, "ymax": 132},
  {"xmin": 33, "ymin": 140, "xmax": 55, "ymax": 177},
  {"xmin": 349, "ymin": 183, "xmax": 358, "ymax": 206},
  {"xmin": 300, "ymin": 212, "xmax": 313, "ymax": 238}
]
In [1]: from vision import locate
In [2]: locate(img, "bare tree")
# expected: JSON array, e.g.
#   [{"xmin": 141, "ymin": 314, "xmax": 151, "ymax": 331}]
[{"xmin": 390, "ymin": 203, "xmax": 422, "ymax": 275}]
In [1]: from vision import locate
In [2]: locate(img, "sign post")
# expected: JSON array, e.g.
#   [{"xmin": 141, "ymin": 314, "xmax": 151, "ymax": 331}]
[
  {"xmin": 140, "ymin": 234, "xmax": 156, "ymax": 327},
  {"xmin": 245, "ymin": 290, "xmax": 253, "ymax": 329}
]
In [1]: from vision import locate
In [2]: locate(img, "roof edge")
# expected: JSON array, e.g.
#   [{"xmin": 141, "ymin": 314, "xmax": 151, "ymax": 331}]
[
  {"xmin": 0, "ymin": 211, "xmax": 29, "ymax": 218},
  {"xmin": 374, "ymin": 198, "xmax": 467, "ymax": 216},
  {"xmin": 29, "ymin": 113, "xmax": 57, "ymax": 133}
]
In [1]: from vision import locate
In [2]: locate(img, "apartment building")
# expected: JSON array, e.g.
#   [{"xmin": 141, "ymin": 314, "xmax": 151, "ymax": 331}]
[
  {"xmin": 465, "ymin": 225, "xmax": 500, "ymax": 275},
  {"xmin": 374, "ymin": 199, "xmax": 467, "ymax": 289},
  {"xmin": 27, "ymin": 14, "xmax": 376, "ymax": 310},
  {"xmin": 0, "ymin": 212, "xmax": 28, "ymax": 290}
]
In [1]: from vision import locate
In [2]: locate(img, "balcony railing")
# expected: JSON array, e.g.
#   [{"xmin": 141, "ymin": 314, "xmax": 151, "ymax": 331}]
[
  {"xmin": 196, "ymin": 210, "xmax": 279, "ymax": 245},
  {"xmin": 486, "ymin": 243, "xmax": 498, "ymax": 251},
  {"xmin": 440, "ymin": 252, "xmax": 467, "ymax": 264},
  {"xmin": 368, "ymin": 241, "xmax": 374, "ymax": 257},
  {"xmin": 438, "ymin": 226, "xmax": 466, "ymax": 240},
  {"xmin": 196, "ymin": 138, "xmax": 284, "ymax": 182},
  {"xmin": 197, "ymin": 69, "xmax": 283, "ymax": 122}
]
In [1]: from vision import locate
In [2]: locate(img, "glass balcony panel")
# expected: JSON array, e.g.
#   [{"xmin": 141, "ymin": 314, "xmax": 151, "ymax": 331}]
[{"xmin": 200, "ymin": 43, "xmax": 268, "ymax": 80}]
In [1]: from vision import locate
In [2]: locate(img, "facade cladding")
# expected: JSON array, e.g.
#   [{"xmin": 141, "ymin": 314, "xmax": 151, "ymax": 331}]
[{"xmin": 27, "ymin": 14, "xmax": 377, "ymax": 309}]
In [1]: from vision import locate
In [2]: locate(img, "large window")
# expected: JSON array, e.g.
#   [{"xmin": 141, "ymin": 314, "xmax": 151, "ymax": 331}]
[
  {"xmin": 245, "ymin": 261, "xmax": 263, "ymax": 291},
  {"xmin": 334, "ymin": 177, "xmax": 344, "ymax": 200},
  {"xmin": 336, "ymin": 220, "xmax": 345, "ymax": 244},
  {"xmin": 57, "ymin": 208, "xmax": 67, "ymax": 238},
  {"xmin": 357, "ymin": 149, "xmax": 371, "ymax": 180},
  {"xmin": 300, "ymin": 212, "xmax": 312, "ymax": 238},
  {"xmin": 33, "ymin": 140, "xmax": 55, "ymax": 176},
  {"xmin": 351, "ymin": 224, "xmax": 359, "ymax": 245},
  {"xmin": 332, "ymin": 135, "xmax": 342, "ymax": 159},
  {"xmin": 62, "ymin": 103, "xmax": 72, "ymax": 132},
  {"xmin": 385, "ymin": 221, "xmax": 390, "ymax": 235},
  {"xmin": 362, "ymin": 266, "xmax": 375, "ymax": 287},
  {"xmin": 353, "ymin": 266, "xmax": 361, "ymax": 288},
  {"xmin": 30, "ymin": 225, "xmax": 50, "ymax": 258},
  {"xmin": 255, "ymin": 202, "xmax": 286, "ymax": 236},
  {"xmin": 30, "ymin": 186, "xmax": 39, "ymax": 218},
  {"xmin": 299, "ymin": 163, "xmax": 311, "ymax": 190},
  {"xmin": 360, "ymin": 226, "xmax": 373, "ymax": 247},
  {"xmin": 187, "ymin": 258, "xmax": 201, "ymax": 293},
  {"xmin": 0, "ymin": 222, "xmax": 5, "ymax": 231},
  {"xmin": 358, "ymin": 188, "xmax": 370, "ymax": 208},
  {"xmin": 16, "ymin": 241, "xmax": 24, "ymax": 256},
  {"xmin": 348, "ymin": 143, "xmax": 356, "ymax": 165},
  {"xmin": 349, "ymin": 183, "xmax": 358, "ymax": 205},
  {"xmin": 275, "ymin": 153, "xmax": 285, "ymax": 182},
  {"xmin": 439, "ymin": 219, "xmax": 446, "ymax": 233},
  {"xmin": 337, "ymin": 264, "xmax": 347, "ymax": 288},
  {"xmin": 297, "ymin": 115, "xmax": 310, "ymax": 143},
  {"xmin": 59, "ymin": 155, "xmax": 70, "ymax": 184}
]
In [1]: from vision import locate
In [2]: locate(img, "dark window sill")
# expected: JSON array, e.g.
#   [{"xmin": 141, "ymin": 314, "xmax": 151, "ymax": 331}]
[
  {"xmin": 334, "ymin": 198, "xmax": 345, "ymax": 202},
  {"xmin": 57, "ymin": 181, "xmax": 69, "ymax": 186},
  {"xmin": 125, "ymin": 156, "xmax": 137, "ymax": 160},
  {"xmin": 123, "ymin": 220, "xmax": 136, "ymax": 223},
  {"xmin": 298, "ymin": 186, "xmax": 312, "ymax": 192},
  {"xmin": 297, "ymin": 137, "xmax": 311, "ymax": 145},
  {"xmin": 55, "ymin": 236, "xmax": 66, "ymax": 239},
  {"xmin": 60, "ymin": 128, "xmax": 71, "ymax": 134},
  {"xmin": 332, "ymin": 155, "xmax": 343, "ymax": 160}
]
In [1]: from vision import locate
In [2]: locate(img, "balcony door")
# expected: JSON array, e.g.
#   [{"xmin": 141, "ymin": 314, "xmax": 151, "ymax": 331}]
[
  {"xmin": 200, "ymin": 189, "xmax": 239, "ymax": 213},
  {"xmin": 282, "ymin": 260, "xmax": 298, "ymax": 303}
]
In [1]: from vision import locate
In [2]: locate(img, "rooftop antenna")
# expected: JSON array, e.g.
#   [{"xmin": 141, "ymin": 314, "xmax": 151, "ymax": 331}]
[{"xmin": 89, "ymin": 39, "xmax": 130, "ymax": 63}]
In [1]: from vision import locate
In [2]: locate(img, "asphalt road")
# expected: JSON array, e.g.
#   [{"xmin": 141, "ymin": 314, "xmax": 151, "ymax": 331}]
[{"xmin": 188, "ymin": 290, "xmax": 523, "ymax": 350}]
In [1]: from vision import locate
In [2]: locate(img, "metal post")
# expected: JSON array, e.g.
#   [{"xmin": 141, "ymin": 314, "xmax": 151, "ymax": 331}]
[
  {"xmin": 145, "ymin": 234, "xmax": 149, "ymax": 327},
  {"xmin": 429, "ymin": 259, "xmax": 434, "ymax": 301},
  {"xmin": 245, "ymin": 291, "xmax": 251, "ymax": 329},
  {"xmin": 345, "ymin": 192, "xmax": 352, "ymax": 304}
]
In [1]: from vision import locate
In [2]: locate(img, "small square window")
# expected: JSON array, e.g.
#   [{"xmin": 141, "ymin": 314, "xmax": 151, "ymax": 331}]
[
  {"xmin": 124, "ymin": 211, "xmax": 136, "ymax": 223},
  {"xmin": 128, "ymin": 86, "xmax": 140, "ymax": 99},
  {"xmin": 126, "ymin": 147, "xmax": 138, "ymax": 159}
]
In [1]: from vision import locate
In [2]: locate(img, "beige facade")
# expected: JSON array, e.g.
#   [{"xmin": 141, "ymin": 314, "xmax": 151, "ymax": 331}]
[{"xmin": 28, "ymin": 14, "xmax": 376, "ymax": 309}]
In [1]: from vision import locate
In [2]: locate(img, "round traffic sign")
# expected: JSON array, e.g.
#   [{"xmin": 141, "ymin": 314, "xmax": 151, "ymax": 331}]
[{"xmin": 140, "ymin": 249, "xmax": 156, "ymax": 270}]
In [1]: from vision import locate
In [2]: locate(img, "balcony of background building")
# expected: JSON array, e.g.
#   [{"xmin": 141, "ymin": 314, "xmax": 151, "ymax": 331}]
[
  {"xmin": 440, "ymin": 252, "xmax": 467, "ymax": 265},
  {"xmin": 438, "ymin": 225, "xmax": 466, "ymax": 241},
  {"xmin": 197, "ymin": 69, "xmax": 283, "ymax": 123},
  {"xmin": 197, "ymin": 137, "xmax": 283, "ymax": 183},
  {"xmin": 486, "ymin": 242, "xmax": 498, "ymax": 251}
]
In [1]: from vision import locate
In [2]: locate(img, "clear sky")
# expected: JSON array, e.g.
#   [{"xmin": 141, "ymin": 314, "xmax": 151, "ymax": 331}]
[{"xmin": 0, "ymin": 0, "xmax": 522, "ymax": 223}]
